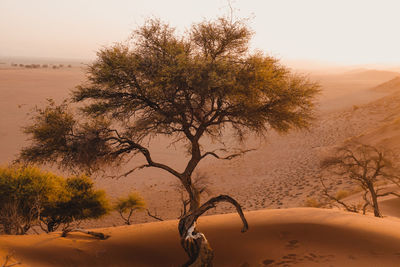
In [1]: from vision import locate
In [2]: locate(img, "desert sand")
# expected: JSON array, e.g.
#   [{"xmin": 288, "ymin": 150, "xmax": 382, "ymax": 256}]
[
  {"xmin": 1, "ymin": 66, "xmax": 400, "ymax": 223},
  {"xmin": 2, "ymin": 65, "xmax": 400, "ymax": 266},
  {"xmin": 2, "ymin": 208, "xmax": 400, "ymax": 266}
]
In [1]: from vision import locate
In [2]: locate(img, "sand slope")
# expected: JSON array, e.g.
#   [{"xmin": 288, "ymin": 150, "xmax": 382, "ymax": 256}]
[
  {"xmin": 371, "ymin": 76, "xmax": 400, "ymax": 93},
  {"xmin": 1, "ymin": 208, "xmax": 400, "ymax": 267}
]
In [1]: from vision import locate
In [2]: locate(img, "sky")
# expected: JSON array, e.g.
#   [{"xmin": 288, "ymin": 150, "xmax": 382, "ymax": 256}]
[{"xmin": 1, "ymin": 0, "xmax": 400, "ymax": 67}]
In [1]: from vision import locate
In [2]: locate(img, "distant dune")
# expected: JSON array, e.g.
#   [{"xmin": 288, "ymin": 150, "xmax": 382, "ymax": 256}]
[
  {"xmin": 349, "ymin": 78, "xmax": 400, "ymax": 152},
  {"xmin": 371, "ymin": 76, "xmax": 400, "ymax": 93},
  {"xmin": 1, "ymin": 208, "xmax": 400, "ymax": 266},
  {"xmin": 342, "ymin": 69, "xmax": 400, "ymax": 81}
]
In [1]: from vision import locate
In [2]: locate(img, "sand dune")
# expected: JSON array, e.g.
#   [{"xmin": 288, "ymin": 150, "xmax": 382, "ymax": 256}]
[
  {"xmin": 349, "ymin": 78, "xmax": 400, "ymax": 152},
  {"xmin": 341, "ymin": 69, "xmax": 400, "ymax": 81},
  {"xmin": 1, "ymin": 208, "xmax": 400, "ymax": 266},
  {"xmin": 371, "ymin": 76, "xmax": 400, "ymax": 93}
]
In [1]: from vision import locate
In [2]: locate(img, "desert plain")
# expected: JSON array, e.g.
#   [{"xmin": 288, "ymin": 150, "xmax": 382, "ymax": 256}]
[{"xmin": 1, "ymin": 63, "xmax": 400, "ymax": 266}]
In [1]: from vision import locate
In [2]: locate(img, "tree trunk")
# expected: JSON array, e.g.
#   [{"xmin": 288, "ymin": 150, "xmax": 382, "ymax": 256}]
[
  {"xmin": 178, "ymin": 195, "xmax": 248, "ymax": 267},
  {"xmin": 368, "ymin": 184, "xmax": 381, "ymax": 217}
]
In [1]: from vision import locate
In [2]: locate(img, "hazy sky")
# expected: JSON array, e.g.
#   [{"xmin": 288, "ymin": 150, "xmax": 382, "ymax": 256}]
[{"xmin": 1, "ymin": 0, "xmax": 400, "ymax": 66}]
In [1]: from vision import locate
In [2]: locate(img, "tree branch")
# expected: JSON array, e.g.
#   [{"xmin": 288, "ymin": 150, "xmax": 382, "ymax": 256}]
[
  {"xmin": 61, "ymin": 228, "xmax": 110, "ymax": 240},
  {"xmin": 179, "ymin": 194, "xmax": 248, "ymax": 236},
  {"xmin": 146, "ymin": 209, "xmax": 164, "ymax": 221},
  {"xmin": 200, "ymin": 148, "xmax": 255, "ymax": 160}
]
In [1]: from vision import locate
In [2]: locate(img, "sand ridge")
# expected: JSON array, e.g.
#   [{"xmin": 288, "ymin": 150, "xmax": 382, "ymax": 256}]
[{"xmin": 1, "ymin": 208, "xmax": 400, "ymax": 266}]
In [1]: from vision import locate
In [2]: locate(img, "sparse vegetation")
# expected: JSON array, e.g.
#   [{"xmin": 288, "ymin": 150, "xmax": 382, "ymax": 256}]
[
  {"xmin": 304, "ymin": 198, "xmax": 324, "ymax": 208},
  {"xmin": 321, "ymin": 143, "xmax": 400, "ymax": 217}
]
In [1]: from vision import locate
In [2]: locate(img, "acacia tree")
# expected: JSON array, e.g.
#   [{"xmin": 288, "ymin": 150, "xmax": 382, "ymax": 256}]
[
  {"xmin": 20, "ymin": 17, "xmax": 319, "ymax": 266},
  {"xmin": 321, "ymin": 143, "xmax": 400, "ymax": 217}
]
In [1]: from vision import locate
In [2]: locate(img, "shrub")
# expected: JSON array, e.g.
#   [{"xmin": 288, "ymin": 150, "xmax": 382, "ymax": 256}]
[
  {"xmin": 40, "ymin": 175, "xmax": 110, "ymax": 232},
  {"xmin": 335, "ymin": 190, "xmax": 350, "ymax": 200},
  {"xmin": 304, "ymin": 197, "xmax": 324, "ymax": 208},
  {"xmin": 114, "ymin": 192, "xmax": 145, "ymax": 225},
  {"xmin": 0, "ymin": 165, "xmax": 63, "ymax": 234},
  {"xmin": 0, "ymin": 165, "xmax": 109, "ymax": 234}
]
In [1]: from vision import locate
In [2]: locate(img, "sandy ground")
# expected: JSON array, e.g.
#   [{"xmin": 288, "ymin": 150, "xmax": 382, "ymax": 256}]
[{"xmin": 2, "ymin": 208, "xmax": 400, "ymax": 266}]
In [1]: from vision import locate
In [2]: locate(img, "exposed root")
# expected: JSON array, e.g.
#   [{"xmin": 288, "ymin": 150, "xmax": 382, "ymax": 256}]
[
  {"xmin": 61, "ymin": 228, "xmax": 110, "ymax": 240},
  {"xmin": 179, "ymin": 194, "xmax": 248, "ymax": 266}
]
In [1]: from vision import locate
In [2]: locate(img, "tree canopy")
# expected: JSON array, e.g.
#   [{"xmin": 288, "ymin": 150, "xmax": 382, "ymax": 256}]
[
  {"xmin": 21, "ymin": 17, "xmax": 319, "ymax": 175},
  {"xmin": 20, "ymin": 16, "xmax": 320, "ymax": 266}
]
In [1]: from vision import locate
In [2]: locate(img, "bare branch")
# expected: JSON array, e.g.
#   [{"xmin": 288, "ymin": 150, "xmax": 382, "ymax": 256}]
[
  {"xmin": 1, "ymin": 253, "xmax": 21, "ymax": 267},
  {"xmin": 61, "ymin": 228, "xmax": 110, "ymax": 240},
  {"xmin": 179, "ymin": 194, "xmax": 248, "ymax": 236},
  {"xmin": 320, "ymin": 177, "xmax": 359, "ymax": 213},
  {"xmin": 146, "ymin": 209, "xmax": 164, "ymax": 221},
  {"xmin": 200, "ymin": 148, "xmax": 255, "ymax": 160}
]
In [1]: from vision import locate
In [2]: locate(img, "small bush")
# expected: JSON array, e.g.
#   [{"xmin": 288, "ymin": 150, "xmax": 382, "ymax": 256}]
[
  {"xmin": 0, "ymin": 165, "xmax": 109, "ymax": 234},
  {"xmin": 304, "ymin": 197, "xmax": 324, "ymax": 208},
  {"xmin": 0, "ymin": 165, "xmax": 63, "ymax": 234},
  {"xmin": 114, "ymin": 192, "xmax": 145, "ymax": 225},
  {"xmin": 335, "ymin": 190, "xmax": 350, "ymax": 200},
  {"xmin": 40, "ymin": 175, "xmax": 110, "ymax": 232}
]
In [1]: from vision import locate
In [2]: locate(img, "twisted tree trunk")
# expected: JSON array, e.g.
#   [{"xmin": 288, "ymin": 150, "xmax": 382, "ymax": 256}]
[{"xmin": 178, "ymin": 195, "xmax": 248, "ymax": 267}]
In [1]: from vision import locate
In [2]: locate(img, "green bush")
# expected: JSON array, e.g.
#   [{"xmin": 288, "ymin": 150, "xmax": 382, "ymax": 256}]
[
  {"xmin": 114, "ymin": 192, "xmax": 145, "ymax": 225},
  {"xmin": 0, "ymin": 165, "xmax": 63, "ymax": 234},
  {"xmin": 40, "ymin": 174, "xmax": 110, "ymax": 232},
  {"xmin": 0, "ymin": 165, "xmax": 109, "ymax": 234}
]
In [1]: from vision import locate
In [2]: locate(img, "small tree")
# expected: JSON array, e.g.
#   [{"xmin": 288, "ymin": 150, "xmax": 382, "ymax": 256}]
[
  {"xmin": 321, "ymin": 143, "xmax": 400, "ymax": 217},
  {"xmin": 0, "ymin": 165, "xmax": 63, "ymax": 235},
  {"xmin": 20, "ymin": 16, "xmax": 319, "ymax": 265},
  {"xmin": 0, "ymin": 165, "xmax": 109, "ymax": 235},
  {"xmin": 40, "ymin": 175, "xmax": 110, "ymax": 232},
  {"xmin": 114, "ymin": 192, "xmax": 145, "ymax": 225}
]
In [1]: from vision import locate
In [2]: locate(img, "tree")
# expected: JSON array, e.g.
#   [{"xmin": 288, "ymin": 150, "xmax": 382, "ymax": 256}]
[
  {"xmin": 0, "ymin": 165, "xmax": 109, "ymax": 235},
  {"xmin": 321, "ymin": 143, "xmax": 400, "ymax": 217},
  {"xmin": 39, "ymin": 175, "xmax": 110, "ymax": 232},
  {"xmin": 0, "ymin": 165, "xmax": 62, "ymax": 235},
  {"xmin": 114, "ymin": 192, "xmax": 146, "ymax": 225},
  {"xmin": 19, "ymin": 16, "xmax": 319, "ymax": 266}
]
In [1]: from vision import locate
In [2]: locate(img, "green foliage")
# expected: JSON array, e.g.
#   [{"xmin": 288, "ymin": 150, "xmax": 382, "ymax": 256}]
[
  {"xmin": 0, "ymin": 165, "xmax": 109, "ymax": 234},
  {"xmin": 114, "ymin": 192, "xmax": 145, "ymax": 225},
  {"xmin": 0, "ymin": 165, "xmax": 63, "ymax": 234},
  {"xmin": 40, "ymin": 175, "xmax": 110, "ymax": 232}
]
